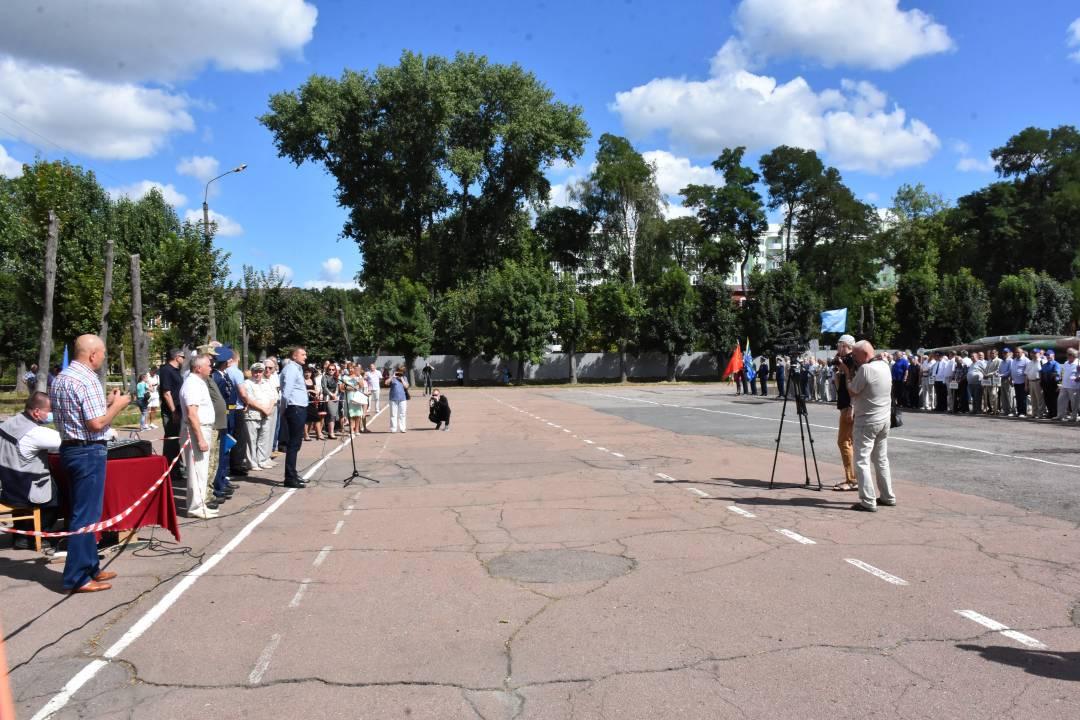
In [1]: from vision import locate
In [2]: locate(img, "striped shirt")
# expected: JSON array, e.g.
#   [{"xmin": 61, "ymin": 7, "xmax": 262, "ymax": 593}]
[{"xmin": 49, "ymin": 360, "xmax": 108, "ymax": 441}]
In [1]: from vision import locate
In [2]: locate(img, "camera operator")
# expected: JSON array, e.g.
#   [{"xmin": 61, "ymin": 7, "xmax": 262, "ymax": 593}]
[
  {"xmin": 830, "ymin": 335, "xmax": 858, "ymax": 492},
  {"xmin": 838, "ymin": 340, "xmax": 896, "ymax": 512}
]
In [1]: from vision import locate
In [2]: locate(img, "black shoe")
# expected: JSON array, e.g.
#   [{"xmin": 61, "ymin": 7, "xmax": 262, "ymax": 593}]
[
  {"xmin": 226, "ymin": 482, "xmax": 239, "ymax": 490},
  {"xmin": 12, "ymin": 536, "xmax": 33, "ymax": 551},
  {"xmin": 284, "ymin": 480, "xmax": 305, "ymax": 489},
  {"xmin": 213, "ymin": 493, "xmax": 230, "ymax": 503},
  {"xmin": 206, "ymin": 500, "xmax": 221, "ymax": 510},
  {"xmin": 850, "ymin": 503, "xmax": 877, "ymax": 512}
]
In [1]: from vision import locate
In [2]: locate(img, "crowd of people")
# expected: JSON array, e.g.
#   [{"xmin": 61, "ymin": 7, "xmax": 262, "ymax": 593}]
[{"xmin": 734, "ymin": 345, "xmax": 1080, "ymax": 422}]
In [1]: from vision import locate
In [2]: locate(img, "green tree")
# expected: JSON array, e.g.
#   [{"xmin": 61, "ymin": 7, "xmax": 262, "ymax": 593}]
[
  {"xmin": 894, "ymin": 269, "xmax": 938, "ymax": 350},
  {"xmin": 743, "ymin": 263, "xmax": 821, "ymax": 351},
  {"xmin": 643, "ymin": 267, "xmax": 697, "ymax": 381},
  {"xmin": 880, "ymin": 183, "xmax": 948, "ymax": 276},
  {"xmin": 758, "ymin": 145, "xmax": 824, "ymax": 261},
  {"xmin": 991, "ymin": 272, "xmax": 1037, "ymax": 335},
  {"xmin": 552, "ymin": 276, "xmax": 588, "ymax": 383},
  {"xmin": 1030, "ymin": 271, "xmax": 1073, "ymax": 335},
  {"xmin": 695, "ymin": 274, "xmax": 740, "ymax": 378},
  {"xmin": 372, "ymin": 278, "xmax": 434, "ymax": 382},
  {"xmin": 576, "ymin": 134, "xmax": 662, "ymax": 286},
  {"xmin": 681, "ymin": 147, "xmax": 767, "ymax": 288},
  {"xmin": 534, "ymin": 206, "xmax": 595, "ymax": 274},
  {"xmin": 476, "ymin": 260, "xmax": 556, "ymax": 383},
  {"xmin": 932, "ymin": 269, "xmax": 989, "ymax": 346},
  {"xmin": 590, "ymin": 280, "xmax": 642, "ymax": 383},
  {"xmin": 435, "ymin": 281, "xmax": 484, "ymax": 382}
]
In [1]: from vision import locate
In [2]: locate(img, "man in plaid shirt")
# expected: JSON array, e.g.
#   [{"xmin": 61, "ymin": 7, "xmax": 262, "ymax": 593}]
[{"xmin": 49, "ymin": 334, "xmax": 131, "ymax": 593}]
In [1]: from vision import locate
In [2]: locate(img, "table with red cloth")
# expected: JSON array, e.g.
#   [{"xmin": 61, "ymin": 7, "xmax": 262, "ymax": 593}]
[{"xmin": 48, "ymin": 454, "xmax": 181, "ymax": 542}]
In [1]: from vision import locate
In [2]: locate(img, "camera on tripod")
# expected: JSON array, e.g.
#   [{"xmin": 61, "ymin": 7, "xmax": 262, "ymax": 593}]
[{"xmin": 772, "ymin": 331, "xmax": 808, "ymax": 360}]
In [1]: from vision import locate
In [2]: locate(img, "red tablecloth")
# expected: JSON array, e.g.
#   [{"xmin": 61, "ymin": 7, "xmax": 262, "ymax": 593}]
[{"xmin": 49, "ymin": 454, "xmax": 181, "ymax": 542}]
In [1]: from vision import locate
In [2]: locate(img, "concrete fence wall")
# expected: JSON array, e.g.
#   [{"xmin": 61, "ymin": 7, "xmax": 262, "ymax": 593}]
[{"xmin": 354, "ymin": 352, "xmax": 726, "ymax": 383}]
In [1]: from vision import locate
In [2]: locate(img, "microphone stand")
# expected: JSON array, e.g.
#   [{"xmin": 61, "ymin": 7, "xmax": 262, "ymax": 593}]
[{"xmin": 342, "ymin": 378, "xmax": 378, "ymax": 488}]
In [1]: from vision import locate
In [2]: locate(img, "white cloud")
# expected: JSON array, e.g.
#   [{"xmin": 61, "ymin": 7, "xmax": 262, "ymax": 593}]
[
  {"xmin": 184, "ymin": 208, "xmax": 243, "ymax": 236},
  {"xmin": 546, "ymin": 178, "xmax": 582, "ymax": 208},
  {"xmin": 0, "ymin": 144, "xmax": 23, "ymax": 178},
  {"xmin": 956, "ymin": 157, "xmax": 996, "ymax": 173},
  {"xmin": 107, "ymin": 180, "xmax": 187, "ymax": 207},
  {"xmin": 177, "ymin": 155, "xmax": 220, "ymax": 182},
  {"xmin": 0, "ymin": 0, "xmax": 317, "ymax": 83},
  {"xmin": 302, "ymin": 279, "xmax": 360, "ymax": 290},
  {"xmin": 641, "ymin": 150, "xmax": 722, "ymax": 196},
  {"xmin": 662, "ymin": 203, "xmax": 697, "ymax": 220},
  {"xmin": 950, "ymin": 140, "xmax": 971, "ymax": 155},
  {"xmin": 270, "ymin": 263, "xmax": 293, "ymax": 283},
  {"xmin": 0, "ymin": 57, "xmax": 193, "ymax": 160},
  {"xmin": 731, "ymin": 0, "xmax": 953, "ymax": 71},
  {"xmin": 1069, "ymin": 18, "xmax": 1080, "ymax": 62},
  {"xmin": 613, "ymin": 57, "xmax": 939, "ymax": 175},
  {"xmin": 320, "ymin": 257, "xmax": 345, "ymax": 281}
]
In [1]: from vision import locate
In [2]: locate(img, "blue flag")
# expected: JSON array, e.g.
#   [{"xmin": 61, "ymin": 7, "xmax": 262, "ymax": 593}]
[
  {"xmin": 820, "ymin": 308, "xmax": 848, "ymax": 333},
  {"xmin": 61, "ymin": 344, "xmax": 69, "ymax": 370},
  {"xmin": 744, "ymin": 339, "xmax": 756, "ymax": 381}
]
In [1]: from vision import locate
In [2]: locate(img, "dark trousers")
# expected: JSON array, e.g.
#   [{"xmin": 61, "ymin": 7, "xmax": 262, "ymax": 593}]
[
  {"xmin": 162, "ymin": 407, "xmax": 183, "ymax": 483},
  {"xmin": 777, "ymin": 376, "xmax": 786, "ymax": 398},
  {"xmin": 970, "ymin": 384, "xmax": 983, "ymax": 414},
  {"xmin": 957, "ymin": 379, "xmax": 969, "ymax": 413},
  {"xmin": 229, "ymin": 408, "xmax": 250, "ymax": 473},
  {"xmin": 892, "ymin": 380, "xmax": 906, "ymax": 407},
  {"xmin": 283, "ymin": 405, "xmax": 306, "ymax": 483},
  {"xmin": 1014, "ymin": 383, "xmax": 1028, "ymax": 416},
  {"xmin": 424, "ymin": 375, "xmax": 432, "ymax": 395},
  {"xmin": 760, "ymin": 377, "xmax": 769, "ymax": 396},
  {"xmin": 276, "ymin": 401, "xmax": 289, "ymax": 451},
  {"xmin": 934, "ymin": 382, "xmax": 947, "ymax": 412},
  {"xmin": 59, "ymin": 444, "xmax": 106, "ymax": 589},
  {"xmin": 1042, "ymin": 380, "xmax": 1059, "ymax": 418},
  {"xmin": 213, "ymin": 428, "xmax": 230, "ymax": 496},
  {"xmin": 749, "ymin": 376, "xmax": 758, "ymax": 395}
]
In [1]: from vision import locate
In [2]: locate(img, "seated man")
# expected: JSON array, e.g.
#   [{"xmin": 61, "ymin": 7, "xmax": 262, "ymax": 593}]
[
  {"xmin": 0, "ymin": 392, "xmax": 62, "ymax": 549},
  {"xmin": 428, "ymin": 389, "xmax": 452, "ymax": 431}
]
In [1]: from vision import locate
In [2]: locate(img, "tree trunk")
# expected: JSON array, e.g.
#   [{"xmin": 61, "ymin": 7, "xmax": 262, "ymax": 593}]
[
  {"xmin": 619, "ymin": 342, "xmax": 628, "ymax": 384},
  {"xmin": 130, "ymin": 255, "xmax": 149, "ymax": 390},
  {"xmin": 339, "ymin": 307, "xmax": 352, "ymax": 358},
  {"xmin": 405, "ymin": 354, "xmax": 416, "ymax": 386},
  {"xmin": 208, "ymin": 296, "xmax": 217, "ymax": 342},
  {"xmin": 35, "ymin": 211, "xmax": 59, "ymax": 394},
  {"xmin": 666, "ymin": 353, "xmax": 677, "ymax": 382},
  {"xmin": 15, "ymin": 361, "xmax": 27, "ymax": 395},
  {"xmin": 516, "ymin": 357, "xmax": 525, "ymax": 386},
  {"xmin": 97, "ymin": 236, "xmax": 115, "ymax": 387},
  {"xmin": 120, "ymin": 341, "xmax": 128, "ymax": 394},
  {"xmin": 568, "ymin": 341, "xmax": 578, "ymax": 384}
]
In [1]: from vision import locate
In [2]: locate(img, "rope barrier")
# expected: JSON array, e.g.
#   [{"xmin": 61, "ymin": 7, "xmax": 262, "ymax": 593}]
[{"xmin": 0, "ymin": 439, "xmax": 190, "ymax": 539}]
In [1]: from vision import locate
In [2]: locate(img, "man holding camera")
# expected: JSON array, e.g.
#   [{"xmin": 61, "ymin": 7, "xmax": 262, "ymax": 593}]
[
  {"xmin": 831, "ymin": 335, "xmax": 858, "ymax": 492},
  {"xmin": 839, "ymin": 340, "xmax": 895, "ymax": 512}
]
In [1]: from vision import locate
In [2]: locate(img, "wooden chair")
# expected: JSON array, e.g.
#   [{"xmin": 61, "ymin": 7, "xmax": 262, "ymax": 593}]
[{"xmin": 0, "ymin": 503, "xmax": 42, "ymax": 552}]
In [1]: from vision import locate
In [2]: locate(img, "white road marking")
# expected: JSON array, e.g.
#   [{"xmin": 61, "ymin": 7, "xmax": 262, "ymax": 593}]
[
  {"xmin": 248, "ymin": 633, "xmax": 283, "ymax": 685},
  {"xmin": 584, "ymin": 439, "xmax": 595, "ymax": 444},
  {"xmin": 288, "ymin": 579, "xmax": 312, "ymax": 608},
  {"xmin": 844, "ymin": 558, "xmax": 909, "ymax": 586},
  {"xmin": 586, "ymin": 391, "xmax": 1080, "ymax": 470},
  {"xmin": 610, "ymin": 452, "xmax": 625, "ymax": 458},
  {"xmin": 686, "ymin": 487, "xmax": 711, "ymax": 498},
  {"xmin": 955, "ymin": 610, "xmax": 1047, "ymax": 649},
  {"xmin": 563, "ymin": 428, "xmax": 572, "ymax": 433},
  {"xmin": 332, "ymin": 520, "xmax": 345, "ymax": 535},
  {"xmin": 313, "ymin": 545, "xmax": 333, "ymax": 567},
  {"xmin": 776, "ymin": 528, "xmax": 816, "ymax": 545},
  {"xmin": 656, "ymin": 473, "xmax": 675, "ymax": 482},
  {"xmin": 547, "ymin": 422, "xmax": 559, "ymax": 427},
  {"xmin": 344, "ymin": 505, "xmax": 354, "ymax": 516},
  {"xmin": 662, "ymin": 403, "xmax": 681, "ymax": 408},
  {"xmin": 30, "ymin": 484, "xmax": 300, "ymax": 720},
  {"xmin": 728, "ymin": 505, "xmax": 756, "ymax": 518},
  {"xmin": 352, "ymin": 490, "xmax": 363, "ymax": 500},
  {"xmin": 596, "ymin": 446, "xmax": 609, "ymax": 452}
]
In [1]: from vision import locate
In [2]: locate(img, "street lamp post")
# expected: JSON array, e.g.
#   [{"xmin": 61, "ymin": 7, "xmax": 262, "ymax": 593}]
[{"xmin": 202, "ymin": 164, "xmax": 247, "ymax": 341}]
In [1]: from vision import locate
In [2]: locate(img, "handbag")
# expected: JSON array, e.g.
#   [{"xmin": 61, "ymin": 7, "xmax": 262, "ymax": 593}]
[{"xmin": 890, "ymin": 405, "xmax": 903, "ymax": 429}]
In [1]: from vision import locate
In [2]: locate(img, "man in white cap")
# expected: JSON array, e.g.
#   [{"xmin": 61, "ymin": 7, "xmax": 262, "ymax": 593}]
[{"xmin": 830, "ymin": 335, "xmax": 858, "ymax": 491}]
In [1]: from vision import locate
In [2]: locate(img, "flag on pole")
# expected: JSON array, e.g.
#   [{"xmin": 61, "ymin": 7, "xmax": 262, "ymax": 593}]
[
  {"xmin": 721, "ymin": 342, "xmax": 743, "ymax": 379},
  {"xmin": 744, "ymin": 338, "xmax": 756, "ymax": 381},
  {"xmin": 61, "ymin": 344, "xmax": 69, "ymax": 371},
  {"xmin": 820, "ymin": 308, "xmax": 847, "ymax": 333}
]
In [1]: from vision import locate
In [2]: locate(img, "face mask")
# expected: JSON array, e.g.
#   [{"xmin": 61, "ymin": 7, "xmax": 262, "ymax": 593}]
[{"xmin": 43, "ymin": 412, "xmax": 54, "ymax": 425}]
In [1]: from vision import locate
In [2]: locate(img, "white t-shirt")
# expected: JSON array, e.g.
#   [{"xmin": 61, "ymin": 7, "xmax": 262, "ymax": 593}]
[
  {"xmin": 19, "ymin": 423, "xmax": 62, "ymax": 460},
  {"xmin": 180, "ymin": 374, "xmax": 215, "ymax": 426},
  {"xmin": 242, "ymin": 378, "xmax": 277, "ymax": 418},
  {"xmin": 848, "ymin": 360, "xmax": 892, "ymax": 425},
  {"xmin": 146, "ymin": 374, "xmax": 161, "ymax": 408},
  {"xmin": 365, "ymin": 370, "xmax": 382, "ymax": 392},
  {"xmin": 1062, "ymin": 361, "xmax": 1079, "ymax": 390}
]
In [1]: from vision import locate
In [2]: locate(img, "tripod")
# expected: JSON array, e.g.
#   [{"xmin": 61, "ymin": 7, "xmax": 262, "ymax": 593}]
[
  {"xmin": 341, "ymin": 380, "xmax": 379, "ymax": 488},
  {"xmin": 769, "ymin": 364, "xmax": 823, "ymax": 490}
]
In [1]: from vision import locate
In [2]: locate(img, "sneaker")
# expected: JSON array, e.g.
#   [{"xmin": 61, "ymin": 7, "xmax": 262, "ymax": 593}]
[
  {"xmin": 442, "ymin": 426, "xmax": 449, "ymax": 432},
  {"xmin": 187, "ymin": 507, "xmax": 218, "ymax": 519}
]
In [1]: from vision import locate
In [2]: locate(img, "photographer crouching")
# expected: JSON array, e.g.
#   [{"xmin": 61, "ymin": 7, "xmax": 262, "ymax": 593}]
[{"xmin": 837, "ymin": 340, "xmax": 896, "ymax": 512}]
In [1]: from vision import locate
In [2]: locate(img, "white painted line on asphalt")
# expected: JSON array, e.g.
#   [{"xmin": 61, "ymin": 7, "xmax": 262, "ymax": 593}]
[
  {"xmin": 344, "ymin": 505, "xmax": 355, "ymax": 516},
  {"xmin": 663, "ymin": 403, "xmax": 681, "ymax": 408},
  {"xmin": 586, "ymin": 391, "xmax": 1080, "ymax": 470},
  {"xmin": 728, "ymin": 505, "xmax": 756, "ymax": 518},
  {"xmin": 656, "ymin": 473, "xmax": 675, "ymax": 482},
  {"xmin": 30, "ymin": 485, "xmax": 299, "ymax": 720},
  {"xmin": 313, "ymin": 545, "xmax": 332, "ymax": 567},
  {"xmin": 352, "ymin": 490, "xmax": 363, "ymax": 500},
  {"xmin": 289, "ymin": 579, "xmax": 312, "ymax": 608},
  {"xmin": 611, "ymin": 452, "xmax": 625, "ymax": 458},
  {"xmin": 332, "ymin": 520, "xmax": 344, "ymax": 535},
  {"xmin": 844, "ymin": 558, "xmax": 909, "ymax": 586},
  {"xmin": 584, "ymin": 439, "xmax": 595, "ymax": 444},
  {"xmin": 563, "ymin": 428, "xmax": 572, "ymax": 433},
  {"xmin": 596, "ymin": 446, "xmax": 609, "ymax": 452},
  {"xmin": 248, "ymin": 633, "xmax": 283, "ymax": 685},
  {"xmin": 776, "ymin": 528, "xmax": 816, "ymax": 545},
  {"xmin": 955, "ymin": 610, "xmax": 1047, "ymax": 649},
  {"xmin": 547, "ymin": 422, "xmax": 559, "ymax": 427},
  {"xmin": 686, "ymin": 487, "xmax": 711, "ymax": 498}
]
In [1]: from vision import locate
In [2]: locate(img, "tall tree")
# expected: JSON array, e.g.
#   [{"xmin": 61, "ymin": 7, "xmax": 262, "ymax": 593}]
[
  {"xmin": 476, "ymin": 260, "xmax": 556, "ymax": 383},
  {"xmin": 894, "ymin": 269, "xmax": 938, "ymax": 350},
  {"xmin": 932, "ymin": 269, "xmax": 989, "ymax": 346},
  {"xmin": 590, "ymin": 280, "xmax": 642, "ymax": 383},
  {"xmin": 695, "ymin": 274, "xmax": 740, "ymax": 378},
  {"xmin": 643, "ymin": 267, "xmax": 697, "ymax": 381},
  {"xmin": 759, "ymin": 145, "xmax": 824, "ymax": 261},
  {"xmin": 372, "ymin": 278, "xmax": 434, "ymax": 383},
  {"xmin": 575, "ymin": 134, "xmax": 662, "ymax": 286},
  {"xmin": 681, "ymin": 147, "xmax": 767, "ymax": 288},
  {"xmin": 991, "ymin": 272, "xmax": 1037, "ymax": 335},
  {"xmin": 552, "ymin": 276, "xmax": 588, "ymax": 384},
  {"xmin": 742, "ymin": 264, "xmax": 821, "ymax": 352},
  {"xmin": 435, "ymin": 281, "xmax": 484, "ymax": 383}
]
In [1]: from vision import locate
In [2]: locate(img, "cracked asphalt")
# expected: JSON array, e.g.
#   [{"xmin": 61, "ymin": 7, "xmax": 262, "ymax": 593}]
[{"xmin": 2, "ymin": 384, "xmax": 1079, "ymax": 719}]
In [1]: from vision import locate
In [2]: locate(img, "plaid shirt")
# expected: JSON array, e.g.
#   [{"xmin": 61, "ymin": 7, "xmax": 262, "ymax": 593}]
[{"xmin": 50, "ymin": 360, "xmax": 108, "ymax": 441}]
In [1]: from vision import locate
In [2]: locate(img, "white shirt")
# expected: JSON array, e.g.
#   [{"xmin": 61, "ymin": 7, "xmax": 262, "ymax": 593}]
[
  {"xmin": 933, "ymin": 359, "xmax": 954, "ymax": 383},
  {"xmin": 242, "ymin": 378, "xmax": 277, "ymax": 417},
  {"xmin": 180, "ymin": 374, "xmax": 215, "ymax": 426},
  {"xmin": 18, "ymin": 423, "xmax": 61, "ymax": 461},
  {"xmin": 1062, "ymin": 360, "xmax": 1079, "ymax": 390},
  {"xmin": 146, "ymin": 374, "xmax": 161, "ymax": 407},
  {"xmin": 365, "ymin": 370, "xmax": 382, "ymax": 392},
  {"xmin": 1025, "ymin": 356, "xmax": 1043, "ymax": 380},
  {"xmin": 848, "ymin": 360, "xmax": 892, "ymax": 425}
]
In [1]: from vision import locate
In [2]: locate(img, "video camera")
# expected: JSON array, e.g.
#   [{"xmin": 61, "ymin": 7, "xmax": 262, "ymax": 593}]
[{"xmin": 771, "ymin": 331, "xmax": 807, "ymax": 359}]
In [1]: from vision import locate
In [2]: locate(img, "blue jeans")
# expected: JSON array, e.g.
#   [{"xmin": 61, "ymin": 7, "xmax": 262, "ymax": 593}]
[
  {"xmin": 60, "ymin": 443, "xmax": 107, "ymax": 589},
  {"xmin": 213, "ymin": 428, "xmax": 231, "ymax": 496}
]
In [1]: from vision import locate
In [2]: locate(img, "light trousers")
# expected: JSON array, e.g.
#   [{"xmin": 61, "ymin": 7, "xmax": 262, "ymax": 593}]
[
  {"xmin": 390, "ymin": 399, "xmax": 408, "ymax": 432},
  {"xmin": 262, "ymin": 403, "xmax": 278, "ymax": 459},
  {"xmin": 1027, "ymin": 378, "xmax": 1044, "ymax": 417},
  {"xmin": 246, "ymin": 414, "xmax": 270, "ymax": 469},
  {"xmin": 920, "ymin": 381, "xmax": 933, "ymax": 410},
  {"xmin": 183, "ymin": 422, "xmax": 215, "ymax": 512},
  {"xmin": 1058, "ymin": 388, "xmax": 1079, "ymax": 421},
  {"xmin": 984, "ymin": 385, "xmax": 999, "ymax": 414},
  {"xmin": 1000, "ymin": 382, "xmax": 1015, "ymax": 415},
  {"xmin": 853, "ymin": 419, "xmax": 894, "ymax": 509}
]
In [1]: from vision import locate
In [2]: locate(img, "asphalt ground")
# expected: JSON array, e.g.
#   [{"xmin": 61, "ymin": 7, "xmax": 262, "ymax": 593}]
[{"xmin": 2, "ymin": 386, "xmax": 1078, "ymax": 720}]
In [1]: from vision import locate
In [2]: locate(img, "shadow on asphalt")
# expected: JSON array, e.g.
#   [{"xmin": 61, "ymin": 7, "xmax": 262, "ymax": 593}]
[
  {"xmin": 0, "ymin": 555, "xmax": 65, "ymax": 594},
  {"xmin": 703, "ymin": 495, "xmax": 851, "ymax": 508},
  {"xmin": 955, "ymin": 645, "xmax": 1080, "ymax": 681}
]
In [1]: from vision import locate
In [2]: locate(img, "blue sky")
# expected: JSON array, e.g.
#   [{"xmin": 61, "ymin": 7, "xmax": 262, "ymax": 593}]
[{"xmin": 1, "ymin": 0, "xmax": 1079, "ymax": 288}]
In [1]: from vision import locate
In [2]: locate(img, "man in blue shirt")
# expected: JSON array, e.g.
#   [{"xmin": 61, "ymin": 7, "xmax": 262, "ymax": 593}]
[
  {"xmin": 280, "ymin": 347, "xmax": 309, "ymax": 488},
  {"xmin": 891, "ymin": 351, "xmax": 909, "ymax": 408},
  {"xmin": 1040, "ymin": 349, "xmax": 1061, "ymax": 419},
  {"xmin": 1008, "ymin": 348, "xmax": 1030, "ymax": 417},
  {"xmin": 997, "ymin": 349, "xmax": 1014, "ymax": 415}
]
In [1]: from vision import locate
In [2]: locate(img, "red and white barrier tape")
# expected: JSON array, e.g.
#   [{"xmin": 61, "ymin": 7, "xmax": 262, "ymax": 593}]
[{"xmin": 0, "ymin": 439, "xmax": 191, "ymax": 538}]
